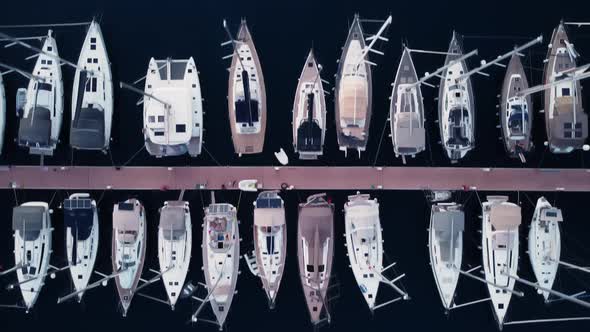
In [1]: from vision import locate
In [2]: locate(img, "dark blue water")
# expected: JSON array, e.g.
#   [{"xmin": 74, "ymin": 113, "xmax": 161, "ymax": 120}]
[{"xmin": 0, "ymin": 0, "xmax": 589, "ymax": 331}]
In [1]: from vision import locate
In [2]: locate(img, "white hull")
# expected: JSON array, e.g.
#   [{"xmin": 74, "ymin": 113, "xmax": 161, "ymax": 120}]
[
  {"xmin": 158, "ymin": 201, "xmax": 192, "ymax": 308},
  {"xmin": 482, "ymin": 196, "xmax": 520, "ymax": 328},
  {"xmin": 428, "ymin": 203, "xmax": 463, "ymax": 310},
  {"xmin": 344, "ymin": 193, "xmax": 382, "ymax": 310},
  {"xmin": 70, "ymin": 21, "xmax": 113, "ymax": 150},
  {"xmin": 528, "ymin": 197, "xmax": 561, "ymax": 301},
  {"xmin": 65, "ymin": 194, "xmax": 99, "ymax": 302},
  {"xmin": 21, "ymin": 30, "xmax": 63, "ymax": 156},
  {"xmin": 13, "ymin": 202, "xmax": 52, "ymax": 311}
]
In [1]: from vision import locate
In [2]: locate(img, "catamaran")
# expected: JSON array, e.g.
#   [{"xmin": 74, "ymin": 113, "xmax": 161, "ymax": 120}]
[
  {"xmin": 112, "ymin": 199, "xmax": 146, "ymax": 317},
  {"xmin": 335, "ymin": 15, "xmax": 391, "ymax": 157},
  {"xmin": 438, "ymin": 32, "xmax": 475, "ymax": 162},
  {"xmin": 0, "ymin": 72, "xmax": 5, "ymax": 153},
  {"xmin": 344, "ymin": 193, "xmax": 409, "ymax": 312},
  {"xmin": 194, "ymin": 192, "xmax": 239, "ymax": 327},
  {"xmin": 8, "ymin": 202, "xmax": 53, "ymax": 312},
  {"xmin": 528, "ymin": 197, "xmax": 561, "ymax": 301},
  {"xmin": 390, "ymin": 47, "xmax": 425, "ymax": 162},
  {"xmin": 297, "ymin": 193, "xmax": 334, "ymax": 325},
  {"xmin": 143, "ymin": 57, "xmax": 203, "ymax": 157},
  {"xmin": 158, "ymin": 200, "xmax": 191, "ymax": 310},
  {"xmin": 70, "ymin": 20, "xmax": 114, "ymax": 151},
  {"xmin": 18, "ymin": 30, "xmax": 63, "ymax": 156},
  {"xmin": 543, "ymin": 23, "xmax": 588, "ymax": 153},
  {"xmin": 428, "ymin": 202, "xmax": 464, "ymax": 311},
  {"xmin": 481, "ymin": 196, "xmax": 521, "ymax": 329},
  {"xmin": 500, "ymin": 54, "xmax": 533, "ymax": 162},
  {"xmin": 224, "ymin": 19, "xmax": 266, "ymax": 156},
  {"xmin": 245, "ymin": 191, "xmax": 286, "ymax": 308},
  {"xmin": 63, "ymin": 193, "xmax": 99, "ymax": 303},
  {"xmin": 292, "ymin": 50, "xmax": 327, "ymax": 160}
]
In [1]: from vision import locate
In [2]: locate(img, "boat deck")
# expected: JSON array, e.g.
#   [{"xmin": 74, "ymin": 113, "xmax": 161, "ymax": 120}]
[{"xmin": 0, "ymin": 166, "xmax": 588, "ymax": 191}]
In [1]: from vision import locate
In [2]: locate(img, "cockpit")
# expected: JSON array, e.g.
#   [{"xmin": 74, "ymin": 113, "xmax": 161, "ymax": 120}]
[
  {"xmin": 209, "ymin": 217, "xmax": 232, "ymax": 250},
  {"xmin": 119, "ymin": 230, "xmax": 138, "ymax": 245},
  {"xmin": 446, "ymin": 107, "xmax": 470, "ymax": 148},
  {"xmin": 507, "ymin": 99, "xmax": 528, "ymax": 139}
]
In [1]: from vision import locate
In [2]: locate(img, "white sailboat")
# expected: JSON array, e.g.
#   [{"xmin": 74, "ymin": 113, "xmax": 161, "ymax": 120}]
[
  {"xmin": 245, "ymin": 191, "xmax": 287, "ymax": 308},
  {"xmin": 481, "ymin": 196, "xmax": 521, "ymax": 329},
  {"xmin": 428, "ymin": 202, "xmax": 464, "ymax": 310},
  {"xmin": 143, "ymin": 57, "xmax": 203, "ymax": 157},
  {"xmin": 63, "ymin": 193, "xmax": 99, "ymax": 303},
  {"xmin": 158, "ymin": 200, "xmax": 192, "ymax": 309},
  {"xmin": 70, "ymin": 20, "xmax": 113, "ymax": 151},
  {"xmin": 344, "ymin": 192, "xmax": 409, "ymax": 312},
  {"xmin": 18, "ymin": 30, "xmax": 63, "ymax": 156},
  {"xmin": 11, "ymin": 202, "xmax": 53, "ymax": 311},
  {"xmin": 112, "ymin": 199, "xmax": 147, "ymax": 317},
  {"xmin": 193, "ymin": 193, "xmax": 239, "ymax": 327}
]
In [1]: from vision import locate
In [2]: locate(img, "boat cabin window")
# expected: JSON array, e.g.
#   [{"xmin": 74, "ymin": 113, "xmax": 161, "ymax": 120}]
[
  {"xmin": 308, "ymin": 62, "xmax": 313, "ymax": 67},
  {"xmin": 562, "ymin": 88, "xmax": 571, "ymax": 96},
  {"xmin": 176, "ymin": 124, "xmax": 186, "ymax": 133},
  {"xmin": 318, "ymin": 265, "xmax": 325, "ymax": 273},
  {"xmin": 306, "ymin": 265, "xmax": 314, "ymax": 272},
  {"xmin": 154, "ymin": 131, "xmax": 165, "ymax": 137},
  {"xmin": 158, "ymin": 116, "xmax": 165, "ymax": 123},
  {"xmin": 37, "ymin": 82, "xmax": 52, "ymax": 92},
  {"xmin": 148, "ymin": 116, "xmax": 155, "ymax": 123},
  {"xmin": 47, "ymin": 46, "xmax": 52, "ymax": 52}
]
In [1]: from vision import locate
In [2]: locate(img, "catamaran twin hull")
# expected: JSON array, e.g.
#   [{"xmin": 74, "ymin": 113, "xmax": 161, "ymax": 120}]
[
  {"xmin": 144, "ymin": 58, "xmax": 203, "ymax": 157},
  {"xmin": 292, "ymin": 50, "xmax": 327, "ymax": 160},
  {"xmin": 227, "ymin": 20, "xmax": 266, "ymax": 156},
  {"xmin": 70, "ymin": 21, "xmax": 114, "ymax": 151},
  {"xmin": 335, "ymin": 15, "xmax": 373, "ymax": 156},
  {"xmin": 543, "ymin": 23, "xmax": 588, "ymax": 153},
  {"xmin": 18, "ymin": 31, "xmax": 64, "ymax": 156}
]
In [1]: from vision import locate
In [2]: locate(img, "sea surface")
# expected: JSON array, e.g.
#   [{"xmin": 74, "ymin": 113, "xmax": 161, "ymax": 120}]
[{"xmin": 0, "ymin": 0, "xmax": 589, "ymax": 331}]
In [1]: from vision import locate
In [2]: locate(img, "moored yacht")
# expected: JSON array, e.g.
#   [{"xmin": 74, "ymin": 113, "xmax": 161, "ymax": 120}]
[
  {"xmin": 500, "ymin": 54, "xmax": 533, "ymax": 161},
  {"xmin": 63, "ymin": 193, "xmax": 99, "ymax": 302},
  {"xmin": 543, "ymin": 23, "xmax": 588, "ymax": 153},
  {"xmin": 18, "ymin": 30, "xmax": 63, "ymax": 156},
  {"xmin": 292, "ymin": 50, "xmax": 327, "ymax": 160},
  {"xmin": 335, "ymin": 15, "xmax": 372, "ymax": 156},
  {"xmin": 143, "ymin": 57, "xmax": 203, "ymax": 157},
  {"xmin": 158, "ymin": 200, "xmax": 192, "ymax": 309},
  {"xmin": 344, "ymin": 193, "xmax": 383, "ymax": 310},
  {"xmin": 528, "ymin": 197, "xmax": 561, "ymax": 301},
  {"xmin": 438, "ymin": 32, "xmax": 475, "ymax": 162},
  {"xmin": 112, "ymin": 199, "xmax": 146, "ymax": 317},
  {"xmin": 390, "ymin": 47, "xmax": 425, "ymax": 161},
  {"xmin": 70, "ymin": 20, "xmax": 114, "ymax": 151},
  {"xmin": 297, "ymin": 193, "xmax": 334, "ymax": 325},
  {"xmin": 481, "ymin": 196, "xmax": 521, "ymax": 329},
  {"xmin": 246, "ymin": 191, "xmax": 286, "ymax": 308},
  {"xmin": 226, "ymin": 19, "xmax": 266, "ymax": 156},
  {"xmin": 11, "ymin": 202, "xmax": 53, "ymax": 311},
  {"xmin": 428, "ymin": 202, "xmax": 464, "ymax": 311},
  {"xmin": 201, "ymin": 193, "xmax": 239, "ymax": 327}
]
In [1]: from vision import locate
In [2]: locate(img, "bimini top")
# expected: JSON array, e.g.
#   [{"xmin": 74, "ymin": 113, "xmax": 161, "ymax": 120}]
[
  {"xmin": 159, "ymin": 202, "xmax": 187, "ymax": 241},
  {"xmin": 113, "ymin": 201, "xmax": 141, "ymax": 231},
  {"xmin": 64, "ymin": 198, "xmax": 94, "ymax": 240},
  {"xmin": 18, "ymin": 106, "xmax": 51, "ymax": 146},
  {"xmin": 12, "ymin": 206, "xmax": 45, "ymax": 241},
  {"xmin": 395, "ymin": 112, "xmax": 425, "ymax": 151},
  {"xmin": 490, "ymin": 204, "xmax": 521, "ymax": 231},
  {"xmin": 70, "ymin": 105, "xmax": 105, "ymax": 149},
  {"xmin": 432, "ymin": 210, "xmax": 465, "ymax": 234}
]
